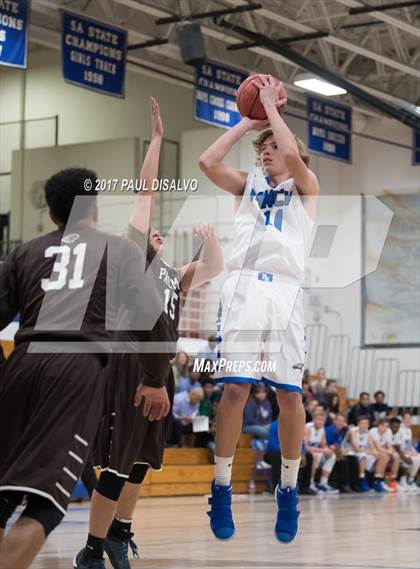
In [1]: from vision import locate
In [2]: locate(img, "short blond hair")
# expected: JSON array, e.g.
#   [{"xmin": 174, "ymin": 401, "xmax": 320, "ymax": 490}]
[{"xmin": 252, "ymin": 128, "xmax": 310, "ymax": 167}]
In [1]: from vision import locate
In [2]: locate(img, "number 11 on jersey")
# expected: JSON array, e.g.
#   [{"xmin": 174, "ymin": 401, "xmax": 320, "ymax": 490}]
[{"xmin": 263, "ymin": 209, "xmax": 283, "ymax": 232}]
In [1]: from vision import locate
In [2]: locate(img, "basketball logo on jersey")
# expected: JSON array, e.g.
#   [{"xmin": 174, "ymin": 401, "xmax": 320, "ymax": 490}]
[{"xmin": 62, "ymin": 233, "xmax": 80, "ymax": 244}]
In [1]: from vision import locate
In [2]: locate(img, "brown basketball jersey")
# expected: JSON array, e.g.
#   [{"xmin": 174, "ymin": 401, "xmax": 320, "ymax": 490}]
[{"xmin": 0, "ymin": 223, "xmax": 170, "ymax": 386}]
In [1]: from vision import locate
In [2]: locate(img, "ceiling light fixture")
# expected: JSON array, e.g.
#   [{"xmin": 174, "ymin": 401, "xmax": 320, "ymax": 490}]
[{"xmin": 293, "ymin": 74, "xmax": 347, "ymax": 96}]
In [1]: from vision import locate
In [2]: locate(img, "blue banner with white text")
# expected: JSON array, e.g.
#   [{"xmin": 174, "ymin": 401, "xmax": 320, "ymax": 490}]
[
  {"xmin": 195, "ymin": 61, "xmax": 248, "ymax": 129},
  {"xmin": 307, "ymin": 95, "xmax": 352, "ymax": 163},
  {"xmin": 0, "ymin": 0, "xmax": 30, "ymax": 68},
  {"xmin": 61, "ymin": 10, "xmax": 127, "ymax": 98}
]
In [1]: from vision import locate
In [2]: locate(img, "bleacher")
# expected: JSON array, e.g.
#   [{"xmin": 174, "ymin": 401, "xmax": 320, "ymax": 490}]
[{"xmin": 138, "ymin": 435, "xmax": 266, "ymax": 497}]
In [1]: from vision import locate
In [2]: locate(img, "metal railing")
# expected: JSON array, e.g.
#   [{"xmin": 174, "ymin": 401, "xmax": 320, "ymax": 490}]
[
  {"xmin": 373, "ymin": 358, "xmax": 400, "ymax": 406},
  {"xmin": 305, "ymin": 324, "xmax": 328, "ymax": 374},
  {"xmin": 347, "ymin": 346, "xmax": 376, "ymax": 399},
  {"xmin": 395, "ymin": 370, "xmax": 420, "ymax": 408},
  {"xmin": 325, "ymin": 334, "xmax": 351, "ymax": 382}
]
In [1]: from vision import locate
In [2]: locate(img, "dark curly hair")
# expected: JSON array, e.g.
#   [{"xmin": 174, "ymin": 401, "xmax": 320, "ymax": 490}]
[{"xmin": 44, "ymin": 167, "xmax": 98, "ymax": 225}]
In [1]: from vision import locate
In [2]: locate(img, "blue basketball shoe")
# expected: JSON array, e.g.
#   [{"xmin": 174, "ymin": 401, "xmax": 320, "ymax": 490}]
[
  {"xmin": 207, "ymin": 481, "xmax": 235, "ymax": 540},
  {"xmin": 274, "ymin": 485, "xmax": 300, "ymax": 544},
  {"xmin": 358, "ymin": 480, "xmax": 370, "ymax": 492}
]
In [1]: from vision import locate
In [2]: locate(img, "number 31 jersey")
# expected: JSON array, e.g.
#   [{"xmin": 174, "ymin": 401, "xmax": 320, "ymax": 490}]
[
  {"xmin": 0, "ymin": 225, "xmax": 165, "ymax": 349},
  {"xmin": 227, "ymin": 170, "xmax": 314, "ymax": 283}
]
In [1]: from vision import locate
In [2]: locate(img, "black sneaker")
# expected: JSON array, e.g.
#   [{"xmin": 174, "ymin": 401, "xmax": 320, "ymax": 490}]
[
  {"xmin": 73, "ymin": 548, "xmax": 105, "ymax": 569},
  {"xmin": 299, "ymin": 487, "xmax": 318, "ymax": 496},
  {"xmin": 104, "ymin": 535, "xmax": 139, "ymax": 569}
]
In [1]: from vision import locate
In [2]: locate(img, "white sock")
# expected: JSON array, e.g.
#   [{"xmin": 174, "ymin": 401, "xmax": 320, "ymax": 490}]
[
  {"xmin": 320, "ymin": 475, "xmax": 328, "ymax": 486},
  {"xmin": 400, "ymin": 475, "xmax": 407, "ymax": 485},
  {"xmin": 215, "ymin": 456, "xmax": 234, "ymax": 486},
  {"xmin": 280, "ymin": 456, "xmax": 301, "ymax": 489}
]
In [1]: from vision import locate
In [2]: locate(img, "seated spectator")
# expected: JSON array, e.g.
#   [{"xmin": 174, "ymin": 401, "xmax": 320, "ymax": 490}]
[
  {"xmin": 171, "ymin": 351, "xmax": 190, "ymax": 388},
  {"xmin": 327, "ymin": 393, "xmax": 340, "ymax": 420},
  {"xmin": 368, "ymin": 419, "xmax": 400, "ymax": 491},
  {"xmin": 176, "ymin": 362, "xmax": 202, "ymax": 393},
  {"xmin": 316, "ymin": 379, "xmax": 338, "ymax": 409},
  {"xmin": 171, "ymin": 387, "xmax": 204, "ymax": 446},
  {"xmin": 348, "ymin": 392, "xmax": 374, "ymax": 426},
  {"xmin": 243, "ymin": 385, "xmax": 272, "ymax": 440},
  {"xmin": 264, "ymin": 419, "xmax": 316, "ymax": 495},
  {"xmin": 311, "ymin": 367, "xmax": 327, "ymax": 395},
  {"xmin": 196, "ymin": 334, "xmax": 218, "ymax": 362},
  {"xmin": 302, "ymin": 378, "xmax": 314, "ymax": 406},
  {"xmin": 304, "ymin": 411, "xmax": 339, "ymax": 494},
  {"xmin": 305, "ymin": 399, "xmax": 319, "ymax": 423},
  {"xmin": 325, "ymin": 413, "xmax": 352, "ymax": 493},
  {"xmin": 369, "ymin": 390, "xmax": 391, "ymax": 424},
  {"xmin": 389, "ymin": 417, "xmax": 418, "ymax": 493},
  {"xmin": 346, "ymin": 416, "xmax": 388, "ymax": 492},
  {"xmin": 195, "ymin": 379, "xmax": 217, "ymax": 450},
  {"xmin": 199, "ymin": 379, "xmax": 216, "ymax": 417},
  {"xmin": 396, "ymin": 412, "xmax": 420, "ymax": 491}
]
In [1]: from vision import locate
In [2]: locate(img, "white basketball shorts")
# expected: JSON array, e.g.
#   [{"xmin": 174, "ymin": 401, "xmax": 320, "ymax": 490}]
[{"xmin": 214, "ymin": 270, "xmax": 307, "ymax": 392}]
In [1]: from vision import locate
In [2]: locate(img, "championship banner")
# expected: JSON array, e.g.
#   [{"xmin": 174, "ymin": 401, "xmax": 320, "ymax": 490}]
[
  {"xmin": 0, "ymin": 0, "xmax": 30, "ymax": 68},
  {"xmin": 307, "ymin": 94, "xmax": 352, "ymax": 163},
  {"xmin": 195, "ymin": 61, "xmax": 248, "ymax": 129},
  {"xmin": 61, "ymin": 10, "xmax": 127, "ymax": 98}
]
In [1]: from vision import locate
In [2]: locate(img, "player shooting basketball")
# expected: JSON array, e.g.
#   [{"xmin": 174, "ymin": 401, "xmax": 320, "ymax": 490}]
[
  {"xmin": 74, "ymin": 97, "xmax": 223, "ymax": 569},
  {"xmin": 199, "ymin": 75, "xmax": 319, "ymax": 543}
]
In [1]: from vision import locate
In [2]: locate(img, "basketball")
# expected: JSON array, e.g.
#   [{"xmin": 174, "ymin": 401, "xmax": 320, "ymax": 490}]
[{"xmin": 236, "ymin": 74, "xmax": 287, "ymax": 119}]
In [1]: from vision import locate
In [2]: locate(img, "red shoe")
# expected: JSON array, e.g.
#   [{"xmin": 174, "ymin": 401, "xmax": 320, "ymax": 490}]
[{"xmin": 385, "ymin": 479, "xmax": 397, "ymax": 492}]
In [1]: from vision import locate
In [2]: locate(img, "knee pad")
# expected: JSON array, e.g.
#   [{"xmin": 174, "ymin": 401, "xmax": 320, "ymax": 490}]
[
  {"xmin": 0, "ymin": 491, "xmax": 23, "ymax": 529},
  {"xmin": 96, "ymin": 470, "xmax": 125, "ymax": 501},
  {"xmin": 21, "ymin": 495, "xmax": 64, "ymax": 537},
  {"xmin": 128, "ymin": 464, "xmax": 149, "ymax": 485}
]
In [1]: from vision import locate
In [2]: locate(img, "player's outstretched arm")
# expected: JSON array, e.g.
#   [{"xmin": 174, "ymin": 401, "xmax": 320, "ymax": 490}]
[
  {"xmin": 198, "ymin": 117, "xmax": 268, "ymax": 195},
  {"xmin": 178, "ymin": 223, "xmax": 224, "ymax": 292},
  {"xmin": 129, "ymin": 96, "xmax": 162, "ymax": 233},
  {"xmin": 255, "ymin": 76, "xmax": 319, "ymax": 213}
]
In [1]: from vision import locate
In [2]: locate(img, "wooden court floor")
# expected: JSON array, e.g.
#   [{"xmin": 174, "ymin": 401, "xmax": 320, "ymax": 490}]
[{"xmin": 27, "ymin": 493, "xmax": 418, "ymax": 569}]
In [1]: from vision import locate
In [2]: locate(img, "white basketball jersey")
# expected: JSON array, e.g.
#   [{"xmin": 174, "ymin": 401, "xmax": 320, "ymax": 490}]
[
  {"xmin": 399, "ymin": 425, "xmax": 413, "ymax": 452},
  {"xmin": 353, "ymin": 427, "xmax": 369, "ymax": 450},
  {"xmin": 369, "ymin": 427, "xmax": 391, "ymax": 447},
  {"xmin": 227, "ymin": 170, "xmax": 314, "ymax": 282},
  {"xmin": 308, "ymin": 424, "xmax": 324, "ymax": 448}
]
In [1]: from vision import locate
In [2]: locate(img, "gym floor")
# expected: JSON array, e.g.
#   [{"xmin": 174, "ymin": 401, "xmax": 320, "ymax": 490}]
[{"xmin": 30, "ymin": 493, "xmax": 418, "ymax": 569}]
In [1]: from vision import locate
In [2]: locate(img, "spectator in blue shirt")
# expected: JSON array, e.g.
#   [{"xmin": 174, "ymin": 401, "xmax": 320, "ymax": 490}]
[
  {"xmin": 325, "ymin": 414, "xmax": 348, "ymax": 446},
  {"xmin": 325, "ymin": 414, "xmax": 353, "ymax": 493},
  {"xmin": 243, "ymin": 385, "xmax": 272, "ymax": 439},
  {"xmin": 169, "ymin": 387, "xmax": 204, "ymax": 446},
  {"xmin": 176, "ymin": 363, "xmax": 202, "ymax": 393}
]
